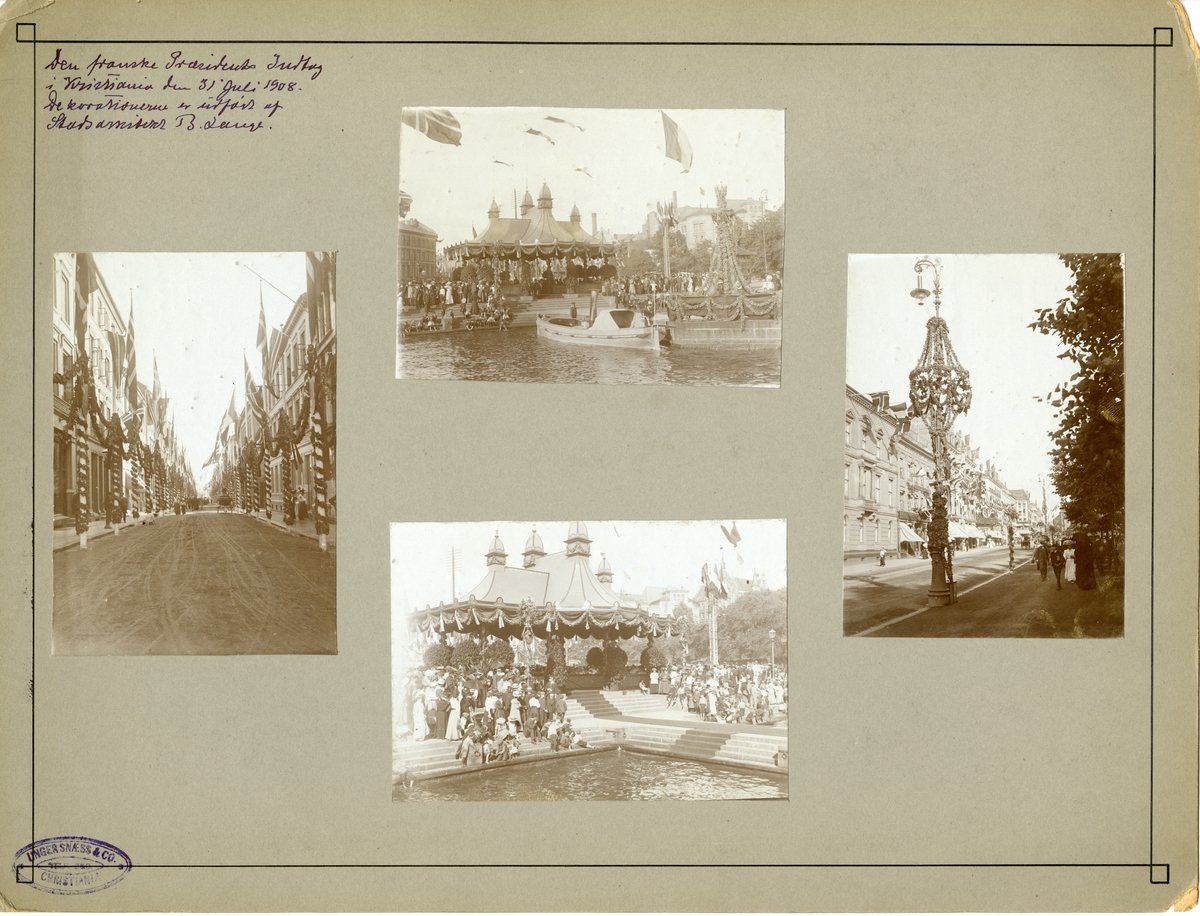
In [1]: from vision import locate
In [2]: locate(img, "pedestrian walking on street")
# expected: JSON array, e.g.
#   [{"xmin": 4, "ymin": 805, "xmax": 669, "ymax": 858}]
[
  {"xmin": 1034, "ymin": 541, "xmax": 1049, "ymax": 581},
  {"xmin": 1075, "ymin": 534, "xmax": 1097, "ymax": 590},
  {"xmin": 1050, "ymin": 543, "xmax": 1066, "ymax": 590},
  {"xmin": 878, "ymin": 548, "xmax": 887, "ymax": 567}
]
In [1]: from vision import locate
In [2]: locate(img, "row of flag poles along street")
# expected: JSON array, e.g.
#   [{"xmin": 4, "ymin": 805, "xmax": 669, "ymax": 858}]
[{"xmin": 202, "ymin": 257, "xmax": 337, "ymax": 551}]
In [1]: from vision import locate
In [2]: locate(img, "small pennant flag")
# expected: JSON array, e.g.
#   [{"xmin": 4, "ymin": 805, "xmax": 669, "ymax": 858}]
[
  {"xmin": 661, "ymin": 111, "xmax": 693, "ymax": 173},
  {"xmin": 401, "ymin": 107, "xmax": 462, "ymax": 146},
  {"xmin": 721, "ymin": 521, "xmax": 742, "ymax": 547},
  {"xmin": 524, "ymin": 128, "xmax": 555, "ymax": 145},
  {"xmin": 545, "ymin": 115, "xmax": 584, "ymax": 131}
]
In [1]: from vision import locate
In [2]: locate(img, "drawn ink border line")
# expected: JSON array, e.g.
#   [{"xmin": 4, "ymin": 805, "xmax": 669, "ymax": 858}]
[{"xmin": 13, "ymin": 21, "xmax": 1174, "ymax": 889}]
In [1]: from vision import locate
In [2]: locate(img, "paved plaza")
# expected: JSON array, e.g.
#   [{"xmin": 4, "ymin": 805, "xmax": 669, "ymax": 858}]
[{"xmin": 53, "ymin": 510, "xmax": 337, "ymax": 655}]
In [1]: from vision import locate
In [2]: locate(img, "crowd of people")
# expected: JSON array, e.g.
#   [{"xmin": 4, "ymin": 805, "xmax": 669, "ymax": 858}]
[
  {"xmin": 404, "ymin": 667, "xmax": 592, "ymax": 768},
  {"xmin": 400, "ymin": 659, "xmax": 788, "ymax": 767},
  {"xmin": 642, "ymin": 663, "xmax": 787, "ymax": 725},
  {"xmin": 1032, "ymin": 533, "xmax": 1112, "ymax": 591}
]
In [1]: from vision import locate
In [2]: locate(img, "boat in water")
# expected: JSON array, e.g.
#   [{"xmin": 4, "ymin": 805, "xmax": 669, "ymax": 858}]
[{"xmin": 536, "ymin": 291, "xmax": 660, "ymax": 350}]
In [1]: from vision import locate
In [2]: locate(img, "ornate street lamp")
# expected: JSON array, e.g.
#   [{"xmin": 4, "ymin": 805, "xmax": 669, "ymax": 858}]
[{"xmin": 906, "ymin": 257, "xmax": 972, "ymax": 606}]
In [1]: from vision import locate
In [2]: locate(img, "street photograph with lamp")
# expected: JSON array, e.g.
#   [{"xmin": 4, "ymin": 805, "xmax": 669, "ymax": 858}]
[
  {"xmin": 842, "ymin": 253, "xmax": 1124, "ymax": 638},
  {"xmin": 391, "ymin": 518, "xmax": 788, "ymax": 800},
  {"xmin": 51, "ymin": 252, "xmax": 337, "ymax": 655}
]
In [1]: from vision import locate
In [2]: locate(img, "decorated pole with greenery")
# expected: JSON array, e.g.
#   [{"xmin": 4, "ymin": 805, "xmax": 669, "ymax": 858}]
[{"xmin": 306, "ymin": 345, "xmax": 334, "ymax": 549}]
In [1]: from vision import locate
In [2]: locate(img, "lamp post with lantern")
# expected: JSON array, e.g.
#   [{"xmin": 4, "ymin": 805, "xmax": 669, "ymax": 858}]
[{"xmin": 906, "ymin": 257, "xmax": 972, "ymax": 606}]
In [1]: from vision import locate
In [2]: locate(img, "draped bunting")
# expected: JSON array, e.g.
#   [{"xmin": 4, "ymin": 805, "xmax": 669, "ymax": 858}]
[
  {"xmin": 664, "ymin": 292, "xmax": 781, "ymax": 322},
  {"xmin": 409, "ymin": 600, "xmax": 674, "ymax": 641},
  {"xmin": 445, "ymin": 239, "xmax": 617, "ymax": 262}
]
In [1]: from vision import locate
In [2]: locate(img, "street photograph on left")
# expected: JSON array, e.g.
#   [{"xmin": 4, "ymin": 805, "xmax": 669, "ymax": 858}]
[{"xmin": 51, "ymin": 252, "xmax": 338, "ymax": 655}]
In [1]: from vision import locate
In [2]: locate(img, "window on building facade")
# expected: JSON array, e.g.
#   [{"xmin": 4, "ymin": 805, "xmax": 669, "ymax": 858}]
[{"xmin": 844, "ymin": 464, "xmax": 850, "ymax": 497}]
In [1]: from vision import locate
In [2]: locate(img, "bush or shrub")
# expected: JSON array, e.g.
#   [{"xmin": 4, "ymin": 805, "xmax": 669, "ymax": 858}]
[
  {"xmin": 482, "ymin": 639, "xmax": 515, "ymax": 671},
  {"xmin": 422, "ymin": 643, "xmax": 452, "ymax": 668},
  {"xmin": 640, "ymin": 644, "xmax": 667, "ymax": 671},
  {"xmin": 603, "ymin": 645, "xmax": 628, "ymax": 682},
  {"xmin": 585, "ymin": 647, "xmax": 605, "ymax": 670},
  {"xmin": 545, "ymin": 636, "xmax": 567, "ymax": 679},
  {"xmin": 449, "ymin": 641, "xmax": 481, "ymax": 670}
]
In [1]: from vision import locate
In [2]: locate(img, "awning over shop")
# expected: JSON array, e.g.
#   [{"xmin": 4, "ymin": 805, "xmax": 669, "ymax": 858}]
[
  {"xmin": 947, "ymin": 521, "xmax": 973, "ymax": 540},
  {"xmin": 898, "ymin": 523, "xmax": 923, "ymax": 543}
]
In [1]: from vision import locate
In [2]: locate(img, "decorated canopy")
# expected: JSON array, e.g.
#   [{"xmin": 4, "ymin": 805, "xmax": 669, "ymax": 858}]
[
  {"xmin": 408, "ymin": 522, "xmax": 675, "ymax": 641},
  {"xmin": 445, "ymin": 184, "xmax": 616, "ymax": 262}
]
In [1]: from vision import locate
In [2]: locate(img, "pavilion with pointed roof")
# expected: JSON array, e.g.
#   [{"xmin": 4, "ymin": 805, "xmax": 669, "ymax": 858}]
[
  {"xmin": 444, "ymin": 184, "xmax": 617, "ymax": 262},
  {"xmin": 408, "ymin": 522, "xmax": 675, "ymax": 643}
]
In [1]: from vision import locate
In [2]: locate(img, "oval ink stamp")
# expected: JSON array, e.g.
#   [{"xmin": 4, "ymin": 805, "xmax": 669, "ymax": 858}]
[{"xmin": 12, "ymin": 836, "xmax": 131, "ymax": 895}]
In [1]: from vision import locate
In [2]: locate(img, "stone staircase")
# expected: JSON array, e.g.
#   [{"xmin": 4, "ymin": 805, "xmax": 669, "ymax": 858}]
[
  {"xmin": 394, "ymin": 712, "xmax": 616, "ymax": 782},
  {"xmin": 713, "ymin": 732, "xmax": 788, "ymax": 771}
]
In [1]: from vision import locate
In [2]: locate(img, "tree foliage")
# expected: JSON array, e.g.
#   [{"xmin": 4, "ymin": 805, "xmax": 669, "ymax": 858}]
[
  {"xmin": 1031, "ymin": 254, "xmax": 1124, "ymax": 535},
  {"xmin": 449, "ymin": 640, "xmax": 481, "ymax": 670},
  {"xmin": 481, "ymin": 639, "xmax": 515, "ymax": 671},
  {"xmin": 714, "ymin": 588, "xmax": 787, "ymax": 663},
  {"xmin": 422, "ymin": 643, "xmax": 452, "ymax": 668}
]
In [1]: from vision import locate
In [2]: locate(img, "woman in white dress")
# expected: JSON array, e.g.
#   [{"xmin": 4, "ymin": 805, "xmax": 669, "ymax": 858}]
[
  {"xmin": 1064, "ymin": 546, "xmax": 1076, "ymax": 583},
  {"xmin": 444, "ymin": 691, "xmax": 462, "ymax": 743},
  {"xmin": 412, "ymin": 694, "xmax": 428, "ymax": 741}
]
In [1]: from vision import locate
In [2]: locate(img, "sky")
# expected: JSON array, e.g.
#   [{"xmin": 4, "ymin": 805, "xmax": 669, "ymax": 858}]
[
  {"xmin": 390, "ymin": 518, "xmax": 787, "ymax": 640},
  {"xmin": 399, "ymin": 107, "xmax": 785, "ymax": 248},
  {"xmin": 845, "ymin": 253, "xmax": 1104, "ymax": 510},
  {"xmin": 89, "ymin": 252, "xmax": 309, "ymax": 491}
]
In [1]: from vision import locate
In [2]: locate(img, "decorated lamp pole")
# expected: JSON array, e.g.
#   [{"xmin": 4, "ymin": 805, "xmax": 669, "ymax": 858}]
[
  {"xmin": 307, "ymin": 345, "xmax": 334, "ymax": 551},
  {"xmin": 906, "ymin": 257, "xmax": 972, "ymax": 606}
]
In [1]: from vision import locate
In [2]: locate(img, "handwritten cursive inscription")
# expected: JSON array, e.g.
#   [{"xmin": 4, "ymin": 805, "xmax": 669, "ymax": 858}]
[{"xmin": 41, "ymin": 47, "xmax": 323, "ymax": 134}]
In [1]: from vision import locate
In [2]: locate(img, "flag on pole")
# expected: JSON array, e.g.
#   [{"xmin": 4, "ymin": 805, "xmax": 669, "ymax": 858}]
[
  {"xmin": 218, "ymin": 389, "xmax": 237, "ymax": 443},
  {"xmin": 401, "ymin": 107, "xmax": 462, "ymax": 146},
  {"xmin": 661, "ymin": 111, "xmax": 692, "ymax": 173},
  {"xmin": 244, "ymin": 352, "xmax": 265, "ymax": 427},
  {"xmin": 73, "ymin": 254, "xmax": 98, "ymax": 354},
  {"xmin": 257, "ymin": 284, "xmax": 270, "ymax": 377},
  {"xmin": 125, "ymin": 296, "xmax": 138, "ymax": 410},
  {"xmin": 721, "ymin": 521, "xmax": 742, "ymax": 547}
]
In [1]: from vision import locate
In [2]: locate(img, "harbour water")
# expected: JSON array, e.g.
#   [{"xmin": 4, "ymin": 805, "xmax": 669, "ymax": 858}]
[
  {"xmin": 398, "ymin": 326, "xmax": 781, "ymax": 386},
  {"xmin": 397, "ymin": 749, "xmax": 788, "ymax": 801}
]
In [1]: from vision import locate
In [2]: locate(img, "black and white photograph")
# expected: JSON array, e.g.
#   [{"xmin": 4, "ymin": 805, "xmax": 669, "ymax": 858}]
[
  {"xmin": 52, "ymin": 252, "xmax": 338, "ymax": 655},
  {"xmin": 397, "ymin": 107, "xmax": 784, "ymax": 386},
  {"xmin": 843, "ymin": 254, "xmax": 1124, "ymax": 638},
  {"xmin": 391, "ymin": 519, "xmax": 788, "ymax": 800}
]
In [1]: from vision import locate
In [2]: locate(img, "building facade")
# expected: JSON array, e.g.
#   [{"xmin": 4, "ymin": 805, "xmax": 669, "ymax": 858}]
[
  {"xmin": 217, "ymin": 252, "xmax": 336, "ymax": 527},
  {"xmin": 398, "ymin": 218, "xmax": 439, "ymax": 290},
  {"xmin": 53, "ymin": 253, "xmax": 194, "ymax": 525}
]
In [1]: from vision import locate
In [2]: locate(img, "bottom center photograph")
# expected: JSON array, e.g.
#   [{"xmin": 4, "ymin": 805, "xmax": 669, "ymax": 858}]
[{"xmin": 391, "ymin": 519, "xmax": 788, "ymax": 801}]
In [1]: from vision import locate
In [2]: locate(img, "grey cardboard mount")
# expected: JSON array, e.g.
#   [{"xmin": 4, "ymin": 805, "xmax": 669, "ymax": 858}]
[{"xmin": 1, "ymin": 0, "xmax": 1197, "ymax": 911}]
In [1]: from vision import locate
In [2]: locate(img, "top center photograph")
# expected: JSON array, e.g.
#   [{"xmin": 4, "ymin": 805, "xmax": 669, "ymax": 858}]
[{"xmin": 397, "ymin": 107, "xmax": 785, "ymax": 387}]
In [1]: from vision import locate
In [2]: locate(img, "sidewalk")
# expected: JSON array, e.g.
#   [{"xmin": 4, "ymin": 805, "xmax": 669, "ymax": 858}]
[
  {"xmin": 245, "ymin": 509, "xmax": 337, "ymax": 549},
  {"xmin": 52, "ymin": 515, "xmax": 164, "ymax": 552}
]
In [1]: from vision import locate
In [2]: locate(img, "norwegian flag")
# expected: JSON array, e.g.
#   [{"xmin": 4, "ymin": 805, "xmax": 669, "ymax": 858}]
[{"xmin": 401, "ymin": 107, "xmax": 462, "ymax": 146}]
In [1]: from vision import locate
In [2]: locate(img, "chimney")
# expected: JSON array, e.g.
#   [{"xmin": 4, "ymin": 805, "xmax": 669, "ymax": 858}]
[
  {"xmin": 591, "ymin": 213, "xmax": 597, "ymax": 236},
  {"xmin": 673, "ymin": 190, "xmax": 678, "ymax": 208}
]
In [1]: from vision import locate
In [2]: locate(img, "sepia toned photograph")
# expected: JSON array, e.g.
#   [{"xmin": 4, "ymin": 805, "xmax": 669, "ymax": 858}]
[
  {"xmin": 51, "ymin": 252, "xmax": 337, "ymax": 655},
  {"xmin": 843, "ymin": 254, "xmax": 1124, "ymax": 638},
  {"xmin": 397, "ymin": 106, "xmax": 784, "ymax": 386},
  {"xmin": 391, "ymin": 519, "xmax": 788, "ymax": 800}
]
